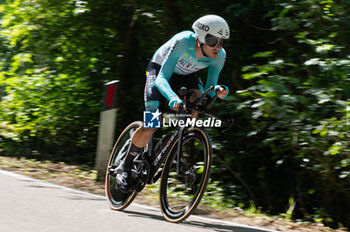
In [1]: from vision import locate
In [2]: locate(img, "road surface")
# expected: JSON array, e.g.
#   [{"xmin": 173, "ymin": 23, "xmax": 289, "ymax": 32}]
[{"xmin": 0, "ymin": 169, "xmax": 276, "ymax": 232}]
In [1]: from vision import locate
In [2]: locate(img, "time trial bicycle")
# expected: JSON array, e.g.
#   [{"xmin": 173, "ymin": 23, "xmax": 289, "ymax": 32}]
[{"xmin": 105, "ymin": 86, "xmax": 232, "ymax": 223}]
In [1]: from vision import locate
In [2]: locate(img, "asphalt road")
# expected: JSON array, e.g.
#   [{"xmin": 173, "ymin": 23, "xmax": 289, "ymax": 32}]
[{"xmin": 0, "ymin": 169, "xmax": 276, "ymax": 232}]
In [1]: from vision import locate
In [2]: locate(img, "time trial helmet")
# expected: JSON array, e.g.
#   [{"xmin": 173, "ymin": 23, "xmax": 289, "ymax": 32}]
[{"xmin": 192, "ymin": 15, "xmax": 230, "ymax": 47}]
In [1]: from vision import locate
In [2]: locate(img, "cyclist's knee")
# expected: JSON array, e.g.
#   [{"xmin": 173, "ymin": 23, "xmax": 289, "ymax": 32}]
[{"xmin": 140, "ymin": 127, "xmax": 157, "ymax": 134}]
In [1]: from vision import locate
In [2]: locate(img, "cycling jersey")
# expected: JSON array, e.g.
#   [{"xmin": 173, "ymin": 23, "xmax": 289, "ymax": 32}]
[
  {"xmin": 144, "ymin": 62, "xmax": 203, "ymax": 111},
  {"xmin": 152, "ymin": 31, "xmax": 226, "ymax": 101}
]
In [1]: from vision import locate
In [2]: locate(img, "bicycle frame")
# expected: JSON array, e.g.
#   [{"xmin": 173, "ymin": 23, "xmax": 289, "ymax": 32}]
[
  {"xmin": 143, "ymin": 128, "xmax": 179, "ymax": 184},
  {"xmin": 140, "ymin": 85, "xmax": 221, "ymax": 185}
]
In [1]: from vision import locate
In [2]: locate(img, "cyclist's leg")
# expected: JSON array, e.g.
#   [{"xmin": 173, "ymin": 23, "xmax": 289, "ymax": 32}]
[
  {"xmin": 132, "ymin": 61, "xmax": 164, "ymax": 149},
  {"xmin": 131, "ymin": 127, "xmax": 157, "ymax": 148},
  {"xmin": 128, "ymin": 61, "xmax": 163, "ymax": 158},
  {"xmin": 115, "ymin": 62, "xmax": 162, "ymax": 192},
  {"xmin": 130, "ymin": 61, "xmax": 167, "ymax": 150}
]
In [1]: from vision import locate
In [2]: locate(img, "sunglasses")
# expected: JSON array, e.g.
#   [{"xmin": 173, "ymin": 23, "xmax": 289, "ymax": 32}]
[{"xmin": 205, "ymin": 34, "xmax": 227, "ymax": 47}]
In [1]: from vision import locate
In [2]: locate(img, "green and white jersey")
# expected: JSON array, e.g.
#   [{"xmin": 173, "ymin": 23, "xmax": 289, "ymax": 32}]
[{"xmin": 152, "ymin": 31, "xmax": 226, "ymax": 100}]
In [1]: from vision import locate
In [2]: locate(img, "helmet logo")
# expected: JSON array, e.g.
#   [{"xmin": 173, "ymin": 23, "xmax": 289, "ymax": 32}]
[
  {"xmin": 218, "ymin": 29, "xmax": 229, "ymax": 38},
  {"xmin": 195, "ymin": 22, "xmax": 209, "ymax": 32}
]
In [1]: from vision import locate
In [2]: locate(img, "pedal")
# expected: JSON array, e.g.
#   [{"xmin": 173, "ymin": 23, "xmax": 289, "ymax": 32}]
[{"xmin": 107, "ymin": 165, "xmax": 117, "ymax": 177}]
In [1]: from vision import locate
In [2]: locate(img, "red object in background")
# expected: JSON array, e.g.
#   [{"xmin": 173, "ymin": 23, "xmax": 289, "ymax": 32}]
[
  {"xmin": 106, "ymin": 85, "xmax": 115, "ymax": 107},
  {"xmin": 103, "ymin": 80, "xmax": 119, "ymax": 110}
]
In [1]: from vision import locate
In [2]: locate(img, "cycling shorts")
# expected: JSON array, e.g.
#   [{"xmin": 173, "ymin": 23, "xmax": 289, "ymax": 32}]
[{"xmin": 144, "ymin": 62, "xmax": 203, "ymax": 111}]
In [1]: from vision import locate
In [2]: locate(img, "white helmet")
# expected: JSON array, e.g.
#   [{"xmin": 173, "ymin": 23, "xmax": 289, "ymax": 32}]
[{"xmin": 192, "ymin": 15, "xmax": 230, "ymax": 46}]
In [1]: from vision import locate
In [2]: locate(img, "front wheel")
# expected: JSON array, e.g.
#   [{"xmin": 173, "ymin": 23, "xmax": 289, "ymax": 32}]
[
  {"xmin": 105, "ymin": 121, "xmax": 142, "ymax": 210},
  {"xmin": 159, "ymin": 127, "xmax": 212, "ymax": 223}
]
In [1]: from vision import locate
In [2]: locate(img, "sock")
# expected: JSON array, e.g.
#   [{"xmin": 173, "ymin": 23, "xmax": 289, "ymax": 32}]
[{"xmin": 124, "ymin": 143, "xmax": 143, "ymax": 168}]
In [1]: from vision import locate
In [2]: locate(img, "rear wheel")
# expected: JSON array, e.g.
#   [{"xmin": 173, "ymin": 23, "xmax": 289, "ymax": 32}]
[
  {"xmin": 159, "ymin": 127, "xmax": 212, "ymax": 223},
  {"xmin": 105, "ymin": 121, "xmax": 142, "ymax": 210}
]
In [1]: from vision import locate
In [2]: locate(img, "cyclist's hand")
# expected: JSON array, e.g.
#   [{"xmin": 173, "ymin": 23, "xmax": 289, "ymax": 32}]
[
  {"xmin": 169, "ymin": 97, "xmax": 185, "ymax": 112},
  {"xmin": 215, "ymin": 85, "xmax": 229, "ymax": 99},
  {"xmin": 217, "ymin": 87, "xmax": 228, "ymax": 98},
  {"xmin": 173, "ymin": 102, "xmax": 187, "ymax": 112}
]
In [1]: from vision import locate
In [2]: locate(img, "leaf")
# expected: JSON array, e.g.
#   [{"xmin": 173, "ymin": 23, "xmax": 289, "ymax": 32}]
[
  {"xmin": 197, "ymin": 166, "xmax": 204, "ymax": 174},
  {"xmin": 253, "ymin": 51, "xmax": 276, "ymax": 58},
  {"xmin": 251, "ymin": 101, "xmax": 265, "ymax": 108},
  {"xmin": 242, "ymin": 72, "xmax": 267, "ymax": 80},
  {"xmin": 304, "ymin": 58, "xmax": 320, "ymax": 66},
  {"xmin": 328, "ymin": 142, "xmax": 342, "ymax": 155},
  {"xmin": 316, "ymin": 44, "xmax": 334, "ymax": 53}
]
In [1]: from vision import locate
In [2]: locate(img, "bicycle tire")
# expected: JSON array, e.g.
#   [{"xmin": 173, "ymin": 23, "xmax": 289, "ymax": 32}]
[
  {"xmin": 105, "ymin": 121, "xmax": 142, "ymax": 211},
  {"xmin": 159, "ymin": 127, "xmax": 212, "ymax": 223}
]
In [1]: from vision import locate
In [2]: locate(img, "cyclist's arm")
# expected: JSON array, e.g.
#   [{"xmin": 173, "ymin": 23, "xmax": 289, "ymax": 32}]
[
  {"xmin": 155, "ymin": 38, "xmax": 186, "ymax": 104},
  {"xmin": 205, "ymin": 49, "xmax": 227, "ymax": 98}
]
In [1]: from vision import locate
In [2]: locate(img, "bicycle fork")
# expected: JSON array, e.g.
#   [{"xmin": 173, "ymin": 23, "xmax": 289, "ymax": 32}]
[{"xmin": 176, "ymin": 126, "xmax": 185, "ymax": 175}]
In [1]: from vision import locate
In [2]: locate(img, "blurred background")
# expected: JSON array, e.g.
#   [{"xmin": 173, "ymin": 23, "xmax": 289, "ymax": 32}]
[{"xmin": 0, "ymin": 0, "xmax": 349, "ymax": 229}]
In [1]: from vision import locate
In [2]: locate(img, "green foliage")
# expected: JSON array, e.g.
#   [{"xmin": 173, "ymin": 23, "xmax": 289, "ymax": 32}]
[
  {"xmin": 1, "ymin": 0, "xmax": 350, "ymax": 229},
  {"xmin": 211, "ymin": 0, "xmax": 350, "ymax": 228},
  {"xmin": 0, "ymin": 0, "xmax": 106, "ymax": 162},
  {"xmin": 0, "ymin": 0, "xmax": 164, "ymax": 161}
]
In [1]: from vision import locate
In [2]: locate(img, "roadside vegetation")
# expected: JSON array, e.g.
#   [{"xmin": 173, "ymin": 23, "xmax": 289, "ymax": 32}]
[{"xmin": 0, "ymin": 0, "xmax": 349, "ymax": 230}]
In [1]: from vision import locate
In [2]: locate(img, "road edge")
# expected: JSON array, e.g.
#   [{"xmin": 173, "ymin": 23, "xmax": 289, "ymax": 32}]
[{"xmin": 0, "ymin": 168, "xmax": 277, "ymax": 232}]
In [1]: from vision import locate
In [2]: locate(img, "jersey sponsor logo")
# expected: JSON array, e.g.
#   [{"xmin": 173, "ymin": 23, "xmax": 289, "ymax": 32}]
[
  {"xmin": 176, "ymin": 57, "xmax": 207, "ymax": 74},
  {"xmin": 166, "ymin": 40, "xmax": 179, "ymax": 59},
  {"xmin": 176, "ymin": 63, "xmax": 203, "ymax": 74},
  {"xmin": 179, "ymin": 59, "xmax": 193, "ymax": 68},
  {"xmin": 194, "ymin": 22, "xmax": 210, "ymax": 32}
]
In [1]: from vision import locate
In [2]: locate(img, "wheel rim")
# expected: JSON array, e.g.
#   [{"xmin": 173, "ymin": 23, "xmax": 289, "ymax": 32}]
[
  {"xmin": 105, "ymin": 122, "xmax": 141, "ymax": 209},
  {"xmin": 161, "ymin": 130, "xmax": 211, "ymax": 221}
]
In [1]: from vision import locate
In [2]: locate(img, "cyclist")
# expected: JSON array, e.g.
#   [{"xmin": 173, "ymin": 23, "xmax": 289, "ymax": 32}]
[{"xmin": 115, "ymin": 15, "xmax": 230, "ymax": 192}]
